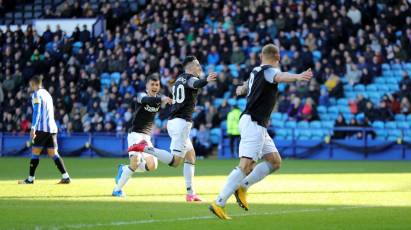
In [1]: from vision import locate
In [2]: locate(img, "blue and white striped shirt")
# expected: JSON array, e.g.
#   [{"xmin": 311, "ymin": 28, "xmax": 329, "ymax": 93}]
[{"xmin": 31, "ymin": 88, "xmax": 58, "ymax": 133}]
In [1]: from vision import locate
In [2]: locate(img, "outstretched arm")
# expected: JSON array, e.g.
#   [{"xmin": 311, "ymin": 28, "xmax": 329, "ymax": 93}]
[
  {"xmin": 187, "ymin": 72, "xmax": 217, "ymax": 89},
  {"xmin": 275, "ymin": 68, "xmax": 313, "ymax": 83}
]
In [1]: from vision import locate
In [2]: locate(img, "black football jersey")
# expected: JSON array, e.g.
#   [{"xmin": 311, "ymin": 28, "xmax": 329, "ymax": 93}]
[
  {"xmin": 242, "ymin": 65, "xmax": 280, "ymax": 128},
  {"xmin": 169, "ymin": 73, "xmax": 200, "ymax": 121},
  {"xmin": 129, "ymin": 92, "xmax": 161, "ymax": 134}
]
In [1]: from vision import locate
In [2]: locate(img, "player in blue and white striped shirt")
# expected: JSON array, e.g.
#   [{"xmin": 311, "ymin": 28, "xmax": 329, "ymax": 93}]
[{"xmin": 18, "ymin": 75, "xmax": 71, "ymax": 184}]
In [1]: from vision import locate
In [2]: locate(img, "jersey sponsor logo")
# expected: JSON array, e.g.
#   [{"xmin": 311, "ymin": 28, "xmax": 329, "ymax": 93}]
[{"xmin": 144, "ymin": 104, "xmax": 160, "ymax": 112}]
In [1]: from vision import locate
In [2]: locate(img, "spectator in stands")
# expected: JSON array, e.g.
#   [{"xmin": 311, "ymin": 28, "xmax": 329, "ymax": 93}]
[
  {"xmin": 288, "ymin": 97, "xmax": 302, "ymax": 121},
  {"xmin": 400, "ymin": 97, "xmax": 411, "ymax": 115},
  {"xmin": 364, "ymin": 101, "xmax": 377, "ymax": 122},
  {"xmin": 360, "ymin": 68, "xmax": 373, "ymax": 85},
  {"xmin": 387, "ymin": 94, "xmax": 401, "ymax": 114},
  {"xmin": 1, "ymin": 0, "xmax": 411, "ymax": 137},
  {"xmin": 400, "ymin": 71, "xmax": 411, "ymax": 89},
  {"xmin": 318, "ymin": 87, "xmax": 330, "ymax": 106},
  {"xmin": 325, "ymin": 74, "xmax": 344, "ymax": 98},
  {"xmin": 301, "ymin": 97, "xmax": 318, "ymax": 121},
  {"xmin": 194, "ymin": 124, "xmax": 212, "ymax": 157},
  {"xmin": 376, "ymin": 100, "xmax": 394, "ymax": 121},
  {"xmin": 345, "ymin": 63, "xmax": 362, "ymax": 86},
  {"xmin": 332, "ymin": 113, "xmax": 347, "ymax": 139},
  {"xmin": 226, "ymin": 105, "xmax": 241, "ymax": 158}
]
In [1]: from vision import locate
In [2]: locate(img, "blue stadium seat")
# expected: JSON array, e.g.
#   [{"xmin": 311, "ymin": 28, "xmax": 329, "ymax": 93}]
[
  {"xmin": 385, "ymin": 78, "xmax": 398, "ymax": 84},
  {"xmin": 387, "ymin": 84, "xmax": 399, "ymax": 92},
  {"xmin": 271, "ymin": 119, "xmax": 284, "ymax": 128},
  {"xmin": 337, "ymin": 98, "xmax": 348, "ymax": 106},
  {"xmin": 338, "ymin": 106, "xmax": 351, "ymax": 114},
  {"xmin": 374, "ymin": 78, "xmax": 385, "ymax": 84},
  {"xmin": 210, "ymin": 128, "xmax": 221, "ymax": 145},
  {"xmin": 285, "ymin": 121, "xmax": 297, "ymax": 128},
  {"xmin": 223, "ymin": 91, "xmax": 231, "ymax": 99},
  {"xmin": 321, "ymin": 121, "xmax": 334, "ymax": 129},
  {"xmin": 343, "ymin": 85, "xmax": 353, "ymax": 92},
  {"xmin": 388, "ymin": 129, "xmax": 402, "ymax": 138},
  {"xmin": 397, "ymin": 121, "xmax": 410, "ymax": 129},
  {"xmin": 72, "ymin": 41, "xmax": 83, "ymax": 54},
  {"xmin": 382, "ymin": 63, "xmax": 390, "ymax": 70},
  {"xmin": 372, "ymin": 121, "xmax": 384, "ymax": 129},
  {"xmin": 407, "ymin": 114, "xmax": 411, "ymax": 122},
  {"xmin": 271, "ymin": 112, "xmax": 282, "ymax": 121},
  {"xmin": 403, "ymin": 63, "xmax": 411, "ymax": 71},
  {"xmin": 376, "ymin": 136, "xmax": 387, "ymax": 141},
  {"xmin": 354, "ymin": 84, "xmax": 365, "ymax": 91},
  {"xmin": 385, "ymin": 121, "xmax": 397, "ymax": 129},
  {"xmin": 375, "ymin": 129, "xmax": 387, "ymax": 138},
  {"xmin": 297, "ymin": 121, "xmax": 309, "ymax": 128},
  {"xmin": 404, "ymin": 130, "xmax": 411, "ymax": 141},
  {"xmin": 391, "ymin": 63, "xmax": 402, "ymax": 70},
  {"xmin": 276, "ymin": 128, "xmax": 289, "ymax": 137},
  {"xmin": 345, "ymin": 92, "xmax": 356, "ymax": 100},
  {"xmin": 213, "ymin": 98, "xmax": 224, "ymax": 107},
  {"xmin": 111, "ymin": 72, "xmax": 121, "ymax": 84},
  {"xmin": 343, "ymin": 113, "xmax": 353, "ymax": 121},
  {"xmin": 328, "ymin": 106, "xmax": 339, "ymax": 114},
  {"xmin": 319, "ymin": 113, "xmax": 331, "ymax": 120},
  {"xmin": 366, "ymin": 84, "xmax": 377, "ymax": 92},
  {"xmin": 227, "ymin": 98, "xmax": 237, "ymax": 106},
  {"xmin": 393, "ymin": 71, "xmax": 403, "ymax": 77},
  {"xmin": 356, "ymin": 113, "xmax": 365, "ymax": 121},
  {"xmin": 375, "ymin": 84, "xmax": 388, "ymax": 91},
  {"xmin": 220, "ymin": 121, "xmax": 227, "ymax": 129},
  {"xmin": 383, "ymin": 71, "xmax": 394, "ymax": 77},
  {"xmin": 317, "ymin": 106, "xmax": 327, "ymax": 114},
  {"xmin": 395, "ymin": 114, "xmax": 406, "ymax": 121},
  {"xmin": 310, "ymin": 121, "xmax": 322, "ymax": 129}
]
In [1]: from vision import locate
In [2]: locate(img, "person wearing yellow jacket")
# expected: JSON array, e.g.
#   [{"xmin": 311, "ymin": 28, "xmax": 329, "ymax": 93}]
[{"xmin": 226, "ymin": 105, "xmax": 241, "ymax": 158}]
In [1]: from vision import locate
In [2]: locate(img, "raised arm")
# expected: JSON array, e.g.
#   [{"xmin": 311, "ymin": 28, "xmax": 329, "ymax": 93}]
[
  {"xmin": 187, "ymin": 72, "xmax": 217, "ymax": 89},
  {"xmin": 274, "ymin": 68, "xmax": 313, "ymax": 83},
  {"xmin": 137, "ymin": 93, "xmax": 172, "ymax": 106}
]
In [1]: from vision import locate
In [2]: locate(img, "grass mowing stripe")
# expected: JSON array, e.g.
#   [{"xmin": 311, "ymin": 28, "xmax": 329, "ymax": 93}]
[{"xmin": 48, "ymin": 205, "xmax": 372, "ymax": 230}]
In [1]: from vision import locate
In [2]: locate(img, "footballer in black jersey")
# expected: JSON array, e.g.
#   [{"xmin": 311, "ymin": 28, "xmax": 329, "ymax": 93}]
[
  {"xmin": 128, "ymin": 56, "xmax": 217, "ymax": 202},
  {"xmin": 210, "ymin": 44, "xmax": 313, "ymax": 219},
  {"xmin": 112, "ymin": 75, "xmax": 173, "ymax": 197}
]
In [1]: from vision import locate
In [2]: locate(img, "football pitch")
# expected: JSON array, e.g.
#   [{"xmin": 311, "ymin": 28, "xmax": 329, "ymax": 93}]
[{"xmin": 0, "ymin": 158, "xmax": 410, "ymax": 230}]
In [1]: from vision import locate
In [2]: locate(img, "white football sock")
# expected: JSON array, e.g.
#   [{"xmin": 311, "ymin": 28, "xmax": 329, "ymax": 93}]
[
  {"xmin": 240, "ymin": 161, "xmax": 274, "ymax": 190},
  {"xmin": 215, "ymin": 167, "xmax": 246, "ymax": 207},
  {"xmin": 114, "ymin": 165, "xmax": 134, "ymax": 191},
  {"xmin": 28, "ymin": 176, "xmax": 35, "ymax": 182},
  {"xmin": 184, "ymin": 162, "xmax": 195, "ymax": 195},
  {"xmin": 62, "ymin": 172, "xmax": 70, "ymax": 179},
  {"xmin": 144, "ymin": 146, "xmax": 174, "ymax": 165}
]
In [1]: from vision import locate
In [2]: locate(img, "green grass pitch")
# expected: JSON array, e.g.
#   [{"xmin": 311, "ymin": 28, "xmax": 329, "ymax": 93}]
[{"xmin": 0, "ymin": 158, "xmax": 410, "ymax": 230}]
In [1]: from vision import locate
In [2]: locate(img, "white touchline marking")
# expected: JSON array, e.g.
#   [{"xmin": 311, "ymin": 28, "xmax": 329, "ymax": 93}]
[{"xmin": 43, "ymin": 205, "xmax": 375, "ymax": 230}]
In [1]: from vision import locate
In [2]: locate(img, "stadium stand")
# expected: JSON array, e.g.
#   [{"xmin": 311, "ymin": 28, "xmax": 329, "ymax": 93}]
[{"xmin": 1, "ymin": 0, "xmax": 411, "ymax": 148}]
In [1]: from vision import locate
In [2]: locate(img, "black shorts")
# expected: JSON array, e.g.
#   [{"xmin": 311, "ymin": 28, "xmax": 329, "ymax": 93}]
[{"xmin": 32, "ymin": 131, "xmax": 58, "ymax": 149}]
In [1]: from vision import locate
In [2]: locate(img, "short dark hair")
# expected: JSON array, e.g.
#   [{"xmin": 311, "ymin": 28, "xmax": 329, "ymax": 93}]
[
  {"xmin": 182, "ymin": 56, "xmax": 197, "ymax": 68},
  {"xmin": 30, "ymin": 75, "xmax": 43, "ymax": 85},
  {"xmin": 146, "ymin": 74, "xmax": 160, "ymax": 83}
]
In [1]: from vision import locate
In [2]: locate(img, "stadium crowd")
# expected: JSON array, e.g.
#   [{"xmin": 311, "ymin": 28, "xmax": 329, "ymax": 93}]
[{"xmin": 1, "ymin": 0, "xmax": 411, "ymax": 144}]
